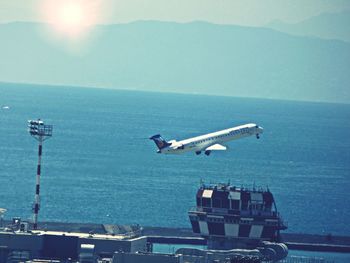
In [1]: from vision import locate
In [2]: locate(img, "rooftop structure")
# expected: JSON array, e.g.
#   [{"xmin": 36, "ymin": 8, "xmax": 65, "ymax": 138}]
[{"xmin": 189, "ymin": 183, "xmax": 287, "ymax": 250}]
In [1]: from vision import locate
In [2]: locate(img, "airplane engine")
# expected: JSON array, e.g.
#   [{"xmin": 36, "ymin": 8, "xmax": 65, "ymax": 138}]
[{"xmin": 174, "ymin": 144, "xmax": 184, "ymax": 150}]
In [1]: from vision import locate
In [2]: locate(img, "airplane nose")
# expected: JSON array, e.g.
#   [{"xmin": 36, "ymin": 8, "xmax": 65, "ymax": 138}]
[{"xmin": 259, "ymin": 126, "xmax": 264, "ymax": 133}]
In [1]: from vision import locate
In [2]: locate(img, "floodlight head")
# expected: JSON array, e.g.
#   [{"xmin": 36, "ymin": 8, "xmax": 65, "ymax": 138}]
[
  {"xmin": 28, "ymin": 120, "xmax": 44, "ymax": 126},
  {"xmin": 28, "ymin": 119, "xmax": 53, "ymax": 139}
]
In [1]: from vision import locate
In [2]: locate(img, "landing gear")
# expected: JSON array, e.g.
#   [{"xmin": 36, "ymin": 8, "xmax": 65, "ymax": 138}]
[
  {"xmin": 205, "ymin": 150, "xmax": 211, "ymax": 156},
  {"xmin": 196, "ymin": 151, "xmax": 201, "ymax": 155},
  {"xmin": 256, "ymin": 134, "xmax": 260, "ymax": 139}
]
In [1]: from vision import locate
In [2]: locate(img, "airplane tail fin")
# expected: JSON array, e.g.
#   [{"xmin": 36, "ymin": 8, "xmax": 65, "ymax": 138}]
[{"xmin": 149, "ymin": 134, "xmax": 171, "ymax": 150}]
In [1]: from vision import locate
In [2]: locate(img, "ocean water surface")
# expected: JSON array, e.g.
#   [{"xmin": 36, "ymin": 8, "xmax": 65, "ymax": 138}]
[{"xmin": 0, "ymin": 83, "xmax": 349, "ymax": 236}]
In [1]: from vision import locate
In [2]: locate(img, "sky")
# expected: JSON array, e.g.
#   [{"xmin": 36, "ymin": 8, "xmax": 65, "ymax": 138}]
[{"xmin": 1, "ymin": 0, "xmax": 350, "ymax": 27}]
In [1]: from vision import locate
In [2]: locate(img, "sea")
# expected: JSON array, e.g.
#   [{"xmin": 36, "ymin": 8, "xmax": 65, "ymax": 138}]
[{"xmin": 0, "ymin": 83, "xmax": 349, "ymax": 238}]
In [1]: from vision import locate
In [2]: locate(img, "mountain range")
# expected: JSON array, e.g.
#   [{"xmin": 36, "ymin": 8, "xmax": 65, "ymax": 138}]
[
  {"xmin": 266, "ymin": 10, "xmax": 350, "ymax": 43},
  {"xmin": 0, "ymin": 20, "xmax": 349, "ymax": 103}
]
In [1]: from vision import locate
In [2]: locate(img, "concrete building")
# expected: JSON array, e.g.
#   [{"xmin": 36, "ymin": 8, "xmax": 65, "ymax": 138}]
[{"xmin": 0, "ymin": 229, "xmax": 148, "ymax": 262}]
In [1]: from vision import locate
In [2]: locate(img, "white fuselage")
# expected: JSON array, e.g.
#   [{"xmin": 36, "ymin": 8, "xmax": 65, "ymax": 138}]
[{"xmin": 160, "ymin": 123, "xmax": 263, "ymax": 154}]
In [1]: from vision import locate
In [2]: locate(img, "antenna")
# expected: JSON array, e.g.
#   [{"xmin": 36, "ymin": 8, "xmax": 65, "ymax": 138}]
[{"xmin": 28, "ymin": 119, "xmax": 53, "ymax": 230}]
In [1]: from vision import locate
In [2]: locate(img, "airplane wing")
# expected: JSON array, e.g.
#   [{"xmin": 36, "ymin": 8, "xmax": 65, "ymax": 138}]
[{"xmin": 205, "ymin": 144, "xmax": 227, "ymax": 151}]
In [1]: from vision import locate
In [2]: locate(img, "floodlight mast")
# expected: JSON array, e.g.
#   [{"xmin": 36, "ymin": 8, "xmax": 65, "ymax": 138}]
[{"xmin": 28, "ymin": 119, "xmax": 53, "ymax": 230}]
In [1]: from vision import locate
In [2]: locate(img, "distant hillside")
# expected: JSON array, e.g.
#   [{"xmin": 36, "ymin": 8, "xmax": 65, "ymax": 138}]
[
  {"xmin": 267, "ymin": 11, "xmax": 350, "ymax": 42},
  {"xmin": 0, "ymin": 21, "xmax": 349, "ymax": 103}
]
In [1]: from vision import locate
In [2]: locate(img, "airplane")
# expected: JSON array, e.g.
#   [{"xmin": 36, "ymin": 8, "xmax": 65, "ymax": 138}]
[{"xmin": 150, "ymin": 123, "xmax": 263, "ymax": 156}]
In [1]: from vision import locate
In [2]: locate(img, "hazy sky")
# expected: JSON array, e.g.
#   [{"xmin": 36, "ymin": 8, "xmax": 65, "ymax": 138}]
[{"xmin": 1, "ymin": 0, "xmax": 350, "ymax": 26}]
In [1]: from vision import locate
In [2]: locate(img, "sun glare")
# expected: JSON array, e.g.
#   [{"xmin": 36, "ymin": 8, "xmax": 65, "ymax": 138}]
[
  {"xmin": 61, "ymin": 3, "xmax": 85, "ymax": 29},
  {"xmin": 39, "ymin": 0, "xmax": 105, "ymax": 40}
]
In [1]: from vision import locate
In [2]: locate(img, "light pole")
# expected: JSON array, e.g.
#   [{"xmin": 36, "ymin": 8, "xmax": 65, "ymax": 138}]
[{"xmin": 28, "ymin": 119, "xmax": 53, "ymax": 230}]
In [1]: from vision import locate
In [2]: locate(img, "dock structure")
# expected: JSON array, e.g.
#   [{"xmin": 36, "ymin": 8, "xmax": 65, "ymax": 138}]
[
  {"xmin": 1, "ymin": 221, "xmax": 349, "ymax": 262},
  {"xmin": 143, "ymin": 226, "xmax": 350, "ymax": 253}
]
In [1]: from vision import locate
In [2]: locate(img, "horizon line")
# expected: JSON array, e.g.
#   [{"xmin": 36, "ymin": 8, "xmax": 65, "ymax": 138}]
[{"xmin": 1, "ymin": 80, "xmax": 348, "ymax": 106}]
